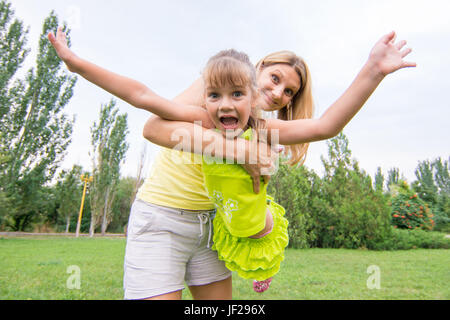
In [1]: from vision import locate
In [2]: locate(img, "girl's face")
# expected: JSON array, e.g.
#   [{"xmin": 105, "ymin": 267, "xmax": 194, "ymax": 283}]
[
  {"xmin": 204, "ymin": 84, "xmax": 253, "ymax": 138},
  {"xmin": 256, "ymin": 64, "xmax": 301, "ymax": 112}
]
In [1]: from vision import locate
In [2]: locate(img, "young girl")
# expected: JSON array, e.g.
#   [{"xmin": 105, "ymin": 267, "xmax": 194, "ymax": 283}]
[
  {"xmin": 199, "ymin": 49, "xmax": 290, "ymax": 292},
  {"xmin": 49, "ymin": 28, "xmax": 415, "ymax": 298}
]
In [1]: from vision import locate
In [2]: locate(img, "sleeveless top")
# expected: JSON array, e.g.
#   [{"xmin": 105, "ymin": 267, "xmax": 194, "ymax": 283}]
[{"xmin": 136, "ymin": 147, "xmax": 215, "ymax": 210}]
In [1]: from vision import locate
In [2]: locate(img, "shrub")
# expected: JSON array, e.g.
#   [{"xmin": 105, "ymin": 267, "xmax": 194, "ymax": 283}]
[
  {"xmin": 372, "ymin": 227, "xmax": 450, "ymax": 250},
  {"xmin": 267, "ymin": 163, "xmax": 319, "ymax": 249},
  {"xmin": 390, "ymin": 181, "xmax": 434, "ymax": 231}
]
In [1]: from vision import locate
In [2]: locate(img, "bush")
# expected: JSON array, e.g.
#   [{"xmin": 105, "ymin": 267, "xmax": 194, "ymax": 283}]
[
  {"xmin": 390, "ymin": 181, "xmax": 434, "ymax": 231},
  {"xmin": 372, "ymin": 227, "xmax": 450, "ymax": 250},
  {"xmin": 268, "ymin": 133, "xmax": 393, "ymax": 250},
  {"xmin": 267, "ymin": 164, "xmax": 319, "ymax": 249}
]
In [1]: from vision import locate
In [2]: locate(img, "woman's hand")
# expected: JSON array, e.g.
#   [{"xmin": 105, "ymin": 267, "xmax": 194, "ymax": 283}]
[
  {"xmin": 48, "ymin": 26, "xmax": 77, "ymax": 72},
  {"xmin": 368, "ymin": 31, "xmax": 416, "ymax": 78}
]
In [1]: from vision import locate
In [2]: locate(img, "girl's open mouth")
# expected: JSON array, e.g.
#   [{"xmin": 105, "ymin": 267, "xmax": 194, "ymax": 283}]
[{"xmin": 220, "ymin": 116, "xmax": 239, "ymax": 130}]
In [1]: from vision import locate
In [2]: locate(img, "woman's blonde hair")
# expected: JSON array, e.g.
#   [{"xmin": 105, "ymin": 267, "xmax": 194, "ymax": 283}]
[
  {"xmin": 256, "ymin": 51, "xmax": 314, "ymax": 166},
  {"xmin": 203, "ymin": 49, "xmax": 267, "ymax": 140}
]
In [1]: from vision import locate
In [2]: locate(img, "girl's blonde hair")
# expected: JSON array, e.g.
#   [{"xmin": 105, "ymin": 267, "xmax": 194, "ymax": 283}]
[
  {"xmin": 256, "ymin": 51, "xmax": 315, "ymax": 166},
  {"xmin": 202, "ymin": 49, "xmax": 267, "ymax": 140}
]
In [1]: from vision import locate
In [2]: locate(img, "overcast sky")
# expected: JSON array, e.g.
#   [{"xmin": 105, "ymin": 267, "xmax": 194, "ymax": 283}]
[{"xmin": 11, "ymin": 0, "xmax": 450, "ymax": 182}]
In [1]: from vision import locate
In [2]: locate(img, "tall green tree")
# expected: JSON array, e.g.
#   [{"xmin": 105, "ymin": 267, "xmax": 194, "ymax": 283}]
[
  {"xmin": 0, "ymin": 6, "xmax": 77, "ymax": 231},
  {"xmin": 413, "ymin": 157, "xmax": 450, "ymax": 232},
  {"xmin": 0, "ymin": 0, "xmax": 29, "ymax": 126},
  {"xmin": 314, "ymin": 132, "xmax": 391, "ymax": 249},
  {"xmin": 89, "ymin": 99, "xmax": 129, "ymax": 236},
  {"xmin": 55, "ymin": 164, "xmax": 82, "ymax": 233},
  {"xmin": 374, "ymin": 167, "xmax": 384, "ymax": 192},
  {"xmin": 386, "ymin": 167, "xmax": 400, "ymax": 191},
  {"xmin": 267, "ymin": 163, "xmax": 320, "ymax": 248},
  {"xmin": 0, "ymin": 0, "xmax": 28, "ymax": 226}
]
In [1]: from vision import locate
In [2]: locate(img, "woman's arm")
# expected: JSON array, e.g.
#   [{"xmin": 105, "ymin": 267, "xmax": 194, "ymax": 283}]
[
  {"xmin": 268, "ymin": 31, "xmax": 416, "ymax": 145},
  {"xmin": 48, "ymin": 27, "xmax": 213, "ymax": 125}
]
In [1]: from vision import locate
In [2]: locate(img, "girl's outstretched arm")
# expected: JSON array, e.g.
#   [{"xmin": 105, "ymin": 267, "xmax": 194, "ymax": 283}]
[
  {"xmin": 268, "ymin": 31, "xmax": 416, "ymax": 145},
  {"xmin": 48, "ymin": 27, "xmax": 213, "ymax": 126}
]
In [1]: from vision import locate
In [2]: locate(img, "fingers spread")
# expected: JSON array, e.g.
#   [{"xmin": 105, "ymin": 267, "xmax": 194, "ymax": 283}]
[
  {"xmin": 402, "ymin": 60, "xmax": 417, "ymax": 68},
  {"xmin": 395, "ymin": 40, "xmax": 407, "ymax": 50},
  {"xmin": 400, "ymin": 47, "xmax": 412, "ymax": 58},
  {"xmin": 382, "ymin": 31, "xmax": 396, "ymax": 44}
]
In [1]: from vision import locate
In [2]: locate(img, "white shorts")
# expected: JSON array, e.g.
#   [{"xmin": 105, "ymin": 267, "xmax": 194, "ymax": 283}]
[{"xmin": 123, "ymin": 199, "xmax": 231, "ymax": 300}]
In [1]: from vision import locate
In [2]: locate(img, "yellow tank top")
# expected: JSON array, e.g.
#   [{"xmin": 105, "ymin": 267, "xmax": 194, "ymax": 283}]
[{"xmin": 136, "ymin": 147, "xmax": 215, "ymax": 210}]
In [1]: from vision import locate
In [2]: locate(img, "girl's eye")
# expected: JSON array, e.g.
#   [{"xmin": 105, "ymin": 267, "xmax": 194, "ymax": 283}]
[
  {"xmin": 233, "ymin": 91, "xmax": 243, "ymax": 98},
  {"xmin": 208, "ymin": 92, "xmax": 219, "ymax": 99},
  {"xmin": 271, "ymin": 74, "xmax": 279, "ymax": 83}
]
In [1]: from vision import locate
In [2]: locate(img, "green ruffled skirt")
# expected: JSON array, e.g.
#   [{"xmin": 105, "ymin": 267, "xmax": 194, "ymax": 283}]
[{"xmin": 211, "ymin": 197, "xmax": 289, "ymax": 281}]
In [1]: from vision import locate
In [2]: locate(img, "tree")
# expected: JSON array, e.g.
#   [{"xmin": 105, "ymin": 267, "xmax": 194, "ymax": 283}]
[
  {"xmin": 374, "ymin": 167, "xmax": 384, "ymax": 192},
  {"xmin": 413, "ymin": 160, "xmax": 437, "ymax": 204},
  {"xmin": 108, "ymin": 176, "xmax": 136, "ymax": 233},
  {"xmin": 314, "ymin": 132, "xmax": 392, "ymax": 249},
  {"xmin": 390, "ymin": 181, "xmax": 434, "ymax": 231},
  {"xmin": 55, "ymin": 165, "xmax": 82, "ymax": 233},
  {"xmin": 0, "ymin": 0, "xmax": 29, "ymax": 127},
  {"xmin": 386, "ymin": 167, "xmax": 400, "ymax": 191},
  {"xmin": 89, "ymin": 99, "xmax": 129, "ymax": 236},
  {"xmin": 1, "ymin": 8, "xmax": 77, "ymax": 231},
  {"xmin": 412, "ymin": 157, "xmax": 450, "ymax": 232},
  {"xmin": 267, "ymin": 162, "xmax": 320, "ymax": 248},
  {"xmin": 0, "ymin": 0, "xmax": 28, "ymax": 228}
]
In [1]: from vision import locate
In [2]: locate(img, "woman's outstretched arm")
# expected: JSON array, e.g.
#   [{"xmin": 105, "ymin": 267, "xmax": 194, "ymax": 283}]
[{"xmin": 268, "ymin": 31, "xmax": 416, "ymax": 145}]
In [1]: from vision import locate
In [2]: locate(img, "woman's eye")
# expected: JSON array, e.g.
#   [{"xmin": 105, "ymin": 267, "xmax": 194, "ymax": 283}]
[
  {"xmin": 285, "ymin": 89, "xmax": 294, "ymax": 97},
  {"xmin": 271, "ymin": 74, "xmax": 279, "ymax": 83}
]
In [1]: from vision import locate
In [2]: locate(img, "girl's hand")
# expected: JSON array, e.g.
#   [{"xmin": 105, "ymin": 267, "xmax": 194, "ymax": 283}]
[
  {"xmin": 368, "ymin": 31, "xmax": 416, "ymax": 77},
  {"xmin": 241, "ymin": 140, "xmax": 279, "ymax": 194},
  {"xmin": 48, "ymin": 26, "xmax": 76, "ymax": 71}
]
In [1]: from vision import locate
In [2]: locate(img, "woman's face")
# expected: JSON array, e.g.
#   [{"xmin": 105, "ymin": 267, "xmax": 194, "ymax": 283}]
[{"xmin": 256, "ymin": 63, "xmax": 301, "ymax": 112}]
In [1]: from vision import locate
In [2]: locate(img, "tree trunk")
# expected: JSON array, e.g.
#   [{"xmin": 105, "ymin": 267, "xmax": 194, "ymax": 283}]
[
  {"xmin": 101, "ymin": 187, "xmax": 110, "ymax": 236},
  {"xmin": 65, "ymin": 215, "xmax": 70, "ymax": 234},
  {"xmin": 89, "ymin": 212, "xmax": 95, "ymax": 237}
]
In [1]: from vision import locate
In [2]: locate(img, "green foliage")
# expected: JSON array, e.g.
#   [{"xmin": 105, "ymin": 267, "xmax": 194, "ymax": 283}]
[
  {"xmin": 386, "ymin": 167, "xmax": 401, "ymax": 191},
  {"xmin": 54, "ymin": 165, "xmax": 83, "ymax": 232},
  {"xmin": 0, "ymin": 0, "xmax": 29, "ymax": 124},
  {"xmin": 390, "ymin": 181, "xmax": 434, "ymax": 231},
  {"xmin": 267, "ymin": 163, "xmax": 319, "ymax": 248},
  {"xmin": 371, "ymin": 227, "xmax": 449, "ymax": 250},
  {"xmin": 107, "ymin": 176, "xmax": 136, "ymax": 233},
  {"xmin": 89, "ymin": 99, "xmax": 129, "ymax": 235},
  {"xmin": 412, "ymin": 157, "xmax": 450, "ymax": 232},
  {"xmin": 0, "ymin": 3, "xmax": 76, "ymax": 231},
  {"xmin": 314, "ymin": 133, "xmax": 392, "ymax": 249},
  {"xmin": 269, "ymin": 132, "xmax": 392, "ymax": 250}
]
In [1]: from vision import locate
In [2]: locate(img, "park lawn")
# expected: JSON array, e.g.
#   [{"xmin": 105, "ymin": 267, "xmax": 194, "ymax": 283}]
[{"xmin": 0, "ymin": 236, "xmax": 448, "ymax": 300}]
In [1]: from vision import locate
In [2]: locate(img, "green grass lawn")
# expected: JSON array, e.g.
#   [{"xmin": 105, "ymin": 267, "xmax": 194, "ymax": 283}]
[{"xmin": 0, "ymin": 236, "xmax": 448, "ymax": 300}]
